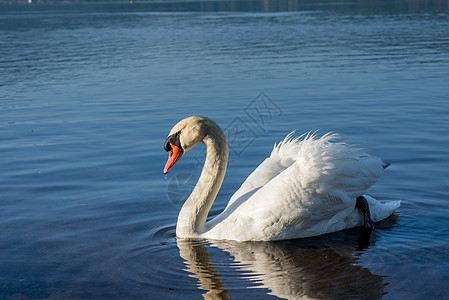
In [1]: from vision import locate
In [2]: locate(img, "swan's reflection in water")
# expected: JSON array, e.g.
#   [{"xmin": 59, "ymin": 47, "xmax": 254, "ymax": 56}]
[
  {"xmin": 178, "ymin": 221, "xmax": 396, "ymax": 300},
  {"xmin": 177, "ymin": 238, "xmax": 231, "ymax": 299}
]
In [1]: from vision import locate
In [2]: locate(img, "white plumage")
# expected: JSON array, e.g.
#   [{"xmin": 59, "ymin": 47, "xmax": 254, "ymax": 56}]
[{"xmin": 164, "ymin": 116, "xmax": 400, "ymax": 241}]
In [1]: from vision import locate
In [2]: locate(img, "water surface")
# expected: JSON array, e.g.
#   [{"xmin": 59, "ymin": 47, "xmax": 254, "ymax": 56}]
[{"xmin": 1, "ymin": 0, "xmax": 449, "ymax": 299}]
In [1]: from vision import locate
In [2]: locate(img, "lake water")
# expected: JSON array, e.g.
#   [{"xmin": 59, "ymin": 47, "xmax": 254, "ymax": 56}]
[{"xmin": 1, "ymin": 0, "xmax": 449, "ymax": 298}]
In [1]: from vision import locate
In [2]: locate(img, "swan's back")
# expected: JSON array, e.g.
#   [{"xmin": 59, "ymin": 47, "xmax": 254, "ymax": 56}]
[{"xmin": 203, "ymin": 133, "xmax": 400, "ymax": 241}]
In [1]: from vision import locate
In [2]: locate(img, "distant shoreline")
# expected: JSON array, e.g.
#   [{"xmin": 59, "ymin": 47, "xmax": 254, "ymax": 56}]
[{"xmin": 1, "ymin": 0, "xmax": 139, "ymax": 4}]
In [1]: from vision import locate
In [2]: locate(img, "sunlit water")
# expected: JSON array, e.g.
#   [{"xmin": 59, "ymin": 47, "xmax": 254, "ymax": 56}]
[{"xmin": 1, "ymin": 0, "xmax": 449, "ymax": 298}]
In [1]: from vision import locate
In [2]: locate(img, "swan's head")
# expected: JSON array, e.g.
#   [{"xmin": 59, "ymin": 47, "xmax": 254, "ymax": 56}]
[{"xmin": 163, "ymin": 116, "xmax": 215, "ymax": 174}]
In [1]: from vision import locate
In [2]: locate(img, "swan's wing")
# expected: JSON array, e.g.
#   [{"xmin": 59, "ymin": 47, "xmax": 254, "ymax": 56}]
[
  {"xmin": 225, "ymin": 133, "xmax": 302, "ymax": 209},
  {"xmin": 207, "ymin": 133, "xmax": 396, "ymax": 241}
]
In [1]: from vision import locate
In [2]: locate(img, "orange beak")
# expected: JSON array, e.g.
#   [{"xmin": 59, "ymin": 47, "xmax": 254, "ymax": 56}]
[{"xmin": 164, "ymin": 143, "xmax": 183, "ymax": 174}]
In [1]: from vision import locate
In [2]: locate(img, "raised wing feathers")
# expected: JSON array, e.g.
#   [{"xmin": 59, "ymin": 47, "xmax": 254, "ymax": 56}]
[{"xmin": 210, "ymin": 133, "xmax": 389, "ymax": 241}]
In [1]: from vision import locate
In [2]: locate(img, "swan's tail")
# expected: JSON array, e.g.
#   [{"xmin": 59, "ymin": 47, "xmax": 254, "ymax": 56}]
[
  {"xmin": 364, "ymin": 195, "xmax": 401, "ymax": 222},
  {"xmin": 382, "ymin": 161, "xmax": 391, "ymax": 169}
]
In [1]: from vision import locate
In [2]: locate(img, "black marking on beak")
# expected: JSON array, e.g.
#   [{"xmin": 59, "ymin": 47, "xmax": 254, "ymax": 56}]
[{"xmin": 164, "ymin": 131, "xmax": 182, "ymax": 152}]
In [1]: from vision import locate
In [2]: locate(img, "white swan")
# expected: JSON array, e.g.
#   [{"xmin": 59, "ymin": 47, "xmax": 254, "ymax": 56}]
[{"xmin": 164, "ymin": 116, "xmax": 400, "ymax": 241}]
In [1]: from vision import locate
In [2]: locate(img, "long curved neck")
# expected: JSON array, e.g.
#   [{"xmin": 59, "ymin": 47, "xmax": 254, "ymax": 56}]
[{"xmin": 176, "ymin": 129, "xmax": 228, "ymax": 238}]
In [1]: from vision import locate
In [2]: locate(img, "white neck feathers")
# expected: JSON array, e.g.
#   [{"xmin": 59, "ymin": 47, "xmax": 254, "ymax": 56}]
[{"xmin": 176, "ymin": 126, "xmax": 228, "ymax": 238}]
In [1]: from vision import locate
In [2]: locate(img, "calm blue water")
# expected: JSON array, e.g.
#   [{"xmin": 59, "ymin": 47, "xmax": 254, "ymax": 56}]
[{"xmin": 1, "ymin": 0, "xmax": 449, "ymax": 298}]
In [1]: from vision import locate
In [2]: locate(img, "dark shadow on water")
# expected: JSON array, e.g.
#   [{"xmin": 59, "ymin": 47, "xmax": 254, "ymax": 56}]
[{"xmin": 177, "ymin": 215, "xmax": 399, "ymax": 299}]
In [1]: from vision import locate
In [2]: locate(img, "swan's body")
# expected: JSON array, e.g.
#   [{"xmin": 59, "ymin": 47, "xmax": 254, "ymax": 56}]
[{"xmin": 164, "ymin": 116, "xmax": 400, "ymax": 241}]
